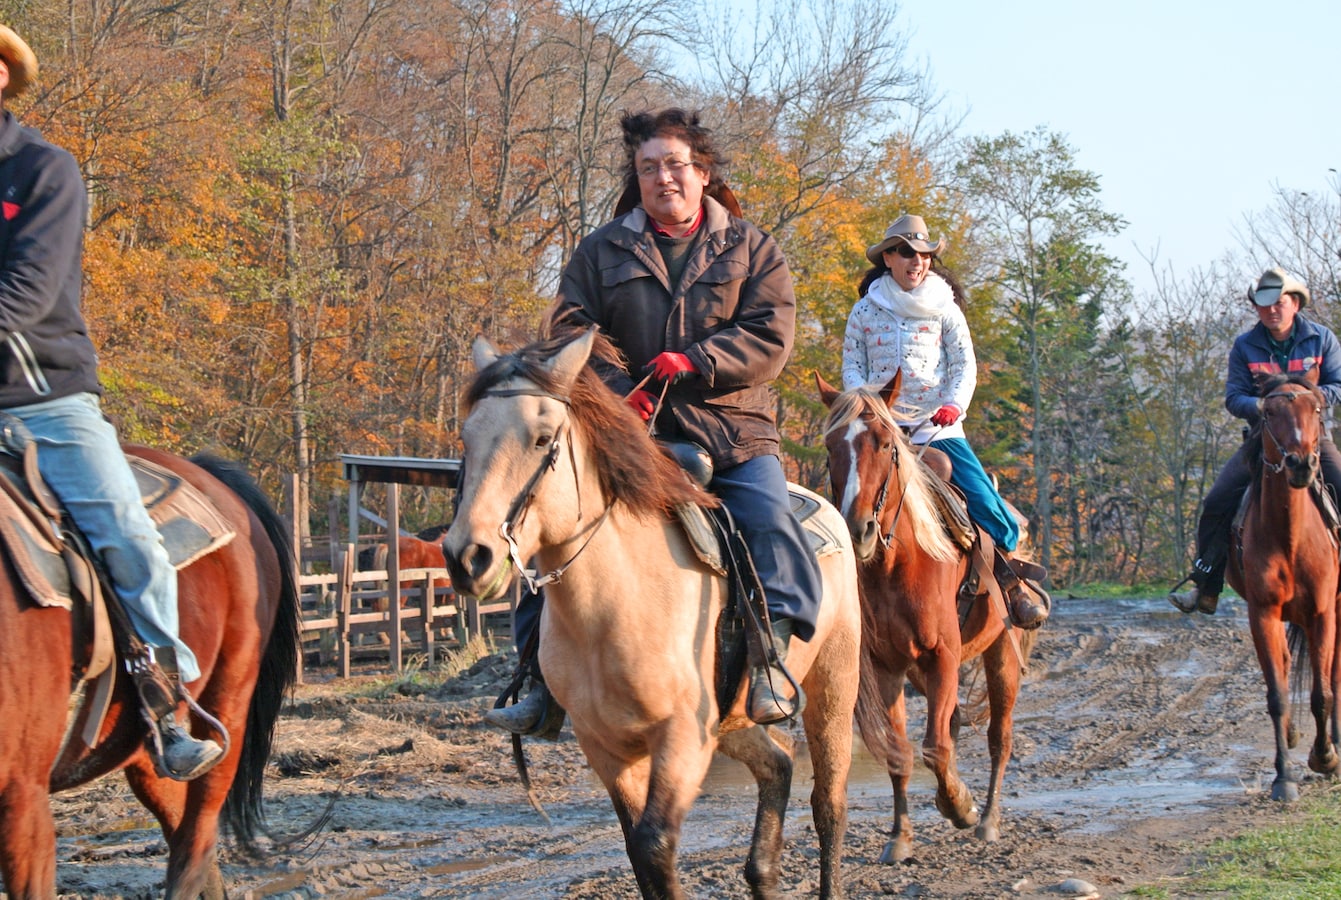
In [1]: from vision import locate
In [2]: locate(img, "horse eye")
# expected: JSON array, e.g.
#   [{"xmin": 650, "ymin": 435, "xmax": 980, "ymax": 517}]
[{"xmin": 535, "ymin": 433, "xmax": 555, "ymax": 450}]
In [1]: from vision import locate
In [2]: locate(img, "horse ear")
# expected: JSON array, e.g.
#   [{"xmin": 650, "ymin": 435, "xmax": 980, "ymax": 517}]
[
  {"xmin": 1304, "ymin": 365, "xmax": 1321, "ymax": 385},
  {"xmin": 472, "ymin": 335, "xmax": 501, "ymax": 371},
  {"xmin": 879, "ymin": 370, "xmax": 903, "ymax": 408},
  {"xmin": 815, "ymin": 371, "xmax": 841, "ymax": 408},
  {"xmin": 546, "ymin": 328, "xmax": 597, "ymax": 390}
]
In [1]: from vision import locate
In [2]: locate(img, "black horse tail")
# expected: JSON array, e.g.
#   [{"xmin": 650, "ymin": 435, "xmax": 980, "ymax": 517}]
[
  {"xmin": 190, "ymin": 453, "xmax": 310, "ymax": 856},
  {"xmin": 1288, "ymin": 621, "xmax": 1310, "ymax": 722}
]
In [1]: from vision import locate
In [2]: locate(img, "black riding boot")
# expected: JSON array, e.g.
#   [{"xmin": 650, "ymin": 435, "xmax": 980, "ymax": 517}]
[
  {"xmin": 994, "ymin": 551, "xmax": 1051, "ymax": 630},
  {"xmin": 484, "ymin": 677, "xmax": 566, "ymax": 739},
  {"xmin": 131, "ymin": 647, "xmax": 224, "ymax": 782},
  {"xmin": 747, "ymin": 617, "xmax": 801, "ymax": 725}
]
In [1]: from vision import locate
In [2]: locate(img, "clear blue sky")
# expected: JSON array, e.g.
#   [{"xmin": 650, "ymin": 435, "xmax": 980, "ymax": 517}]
[{"xmin": 900, "ymin": 0, "xmax": 1341, "ymax": 292}]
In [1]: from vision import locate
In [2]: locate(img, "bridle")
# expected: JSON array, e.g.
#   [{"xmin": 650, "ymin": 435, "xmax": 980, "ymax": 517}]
[
  {"xmin": 1259, "ymin": 387, "xmax": 1322, "ymax": 477},
  {"xmin": 471, "ymin": 383, "xmax": 613, "ymax": 596}
]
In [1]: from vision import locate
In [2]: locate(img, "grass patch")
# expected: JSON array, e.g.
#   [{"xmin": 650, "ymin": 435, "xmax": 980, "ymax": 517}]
[{"xmin": 1160, "ymin": 785, "xmax": 1341, "ymax": 898}]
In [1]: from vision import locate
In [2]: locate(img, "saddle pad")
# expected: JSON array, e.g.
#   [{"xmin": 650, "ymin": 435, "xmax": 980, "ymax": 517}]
[
  {"xmin": 788, "ymin": 483, "xmax": 845, "ymax": 559},
  {"xmin": 0, "ymin": 452, "xmax": 237, "ymax": 610}
]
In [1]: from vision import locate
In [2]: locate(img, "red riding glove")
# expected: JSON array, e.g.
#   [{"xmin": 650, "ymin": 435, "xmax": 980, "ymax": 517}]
[
  {"xmin": 646, "ymin": 351, "xmax": 697, "ymax": 386},
  {"xmin": 930, "ymin": 404, "xmax": 961, "ymax": 427},
  {"xmin": 627, "ymin": 389, "xmax": 657, "ymax": 421}
]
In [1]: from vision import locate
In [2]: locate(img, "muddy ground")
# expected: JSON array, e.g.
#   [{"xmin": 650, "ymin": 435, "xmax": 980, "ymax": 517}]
[{"xmin": 47, "ymin": 595, "xmax": 1325, "ymax": 899}]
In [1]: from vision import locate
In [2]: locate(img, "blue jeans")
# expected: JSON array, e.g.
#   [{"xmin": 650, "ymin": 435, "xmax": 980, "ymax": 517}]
[
  {"xmin": 930, "ymin": 436, "xmax": 1020, "ymax": 553},
  {"xmin": 7, "ymin": 392, "xmax": 197, "ymax": 681}
]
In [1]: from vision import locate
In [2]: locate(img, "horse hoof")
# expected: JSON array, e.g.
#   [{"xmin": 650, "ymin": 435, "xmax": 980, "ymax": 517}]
[
  {"xmin": 879, "ymin": 838, "xmax": 914, "ymax": 865},
  {"xmin": 1308, "ymin": 746, "xmax": 1340, "ymax": 776},
  {"xmin": 935, "ymin": 793, "xmax": 979, "ymax": 829},
  {"xmin": 1270, "ymin": 778, "xmax": 1300, "ymax": 802},
  {"xmin": 975, "ymin": 820, "xmax": 1001, "ymax": 842}
]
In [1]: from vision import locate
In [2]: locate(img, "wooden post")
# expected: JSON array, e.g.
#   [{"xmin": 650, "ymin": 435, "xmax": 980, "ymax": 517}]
[
  {"xmin": 337, "ymin": 545, "xmax": 354, "ymax": 678},
  {"xmin": 386, "ymin": 482, "xmax": 403, "ymax": 673}
]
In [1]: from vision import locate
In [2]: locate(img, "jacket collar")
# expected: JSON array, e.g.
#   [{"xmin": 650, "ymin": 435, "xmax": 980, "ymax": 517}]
[{"xmin": 616, "ymin": 194, "xmax": 736, "ymax": 244}]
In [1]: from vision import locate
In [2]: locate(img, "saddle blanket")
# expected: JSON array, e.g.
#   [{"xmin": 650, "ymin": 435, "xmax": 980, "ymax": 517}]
[
  {"xmin": 675, "ymin": 483, "xmax": 845, "ymax": 576},
  {"xmin": 0, "ymin": 452, "xmax": 236, "ymax": 610}
]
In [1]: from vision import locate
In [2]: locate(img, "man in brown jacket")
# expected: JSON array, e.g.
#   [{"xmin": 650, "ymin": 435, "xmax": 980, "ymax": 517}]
[{"xmin": 486, "ymin": 108, "xmax": 820, "ymax": 734}]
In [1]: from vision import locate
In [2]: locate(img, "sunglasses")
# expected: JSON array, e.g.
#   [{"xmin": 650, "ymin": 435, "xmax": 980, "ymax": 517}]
[{"xmin": 889, "ymin": 243, "xmax": 927, "ymax": 260}]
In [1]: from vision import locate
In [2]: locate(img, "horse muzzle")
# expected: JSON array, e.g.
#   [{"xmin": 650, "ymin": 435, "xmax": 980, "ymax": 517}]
[
  {"xmin": 441, "ymin": 533, "xmax": 513, "ymax": 601},
  {"xmin": 1284, "ymin": 452, "xmax": 1319, "ymax": 489},
  {"xmin": 848, "ymin": 515, "xmax": 881, "ymax": 562}
]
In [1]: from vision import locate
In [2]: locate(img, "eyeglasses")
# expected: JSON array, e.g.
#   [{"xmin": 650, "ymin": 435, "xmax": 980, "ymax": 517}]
[{"xmin": 637, "ymin": 157, "xmax": 697, "ymax": 179}]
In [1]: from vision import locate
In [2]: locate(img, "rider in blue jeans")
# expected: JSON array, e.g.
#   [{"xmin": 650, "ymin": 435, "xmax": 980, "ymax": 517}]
[{"xmin": 0, "ymin": 25, "xmax": 220, "ymax": 781}]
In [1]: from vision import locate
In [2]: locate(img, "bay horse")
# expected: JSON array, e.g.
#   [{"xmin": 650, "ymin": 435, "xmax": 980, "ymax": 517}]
[
  {"xmin": 0, "ymin": 449, "xmax": 302, "ymax": 898},
  {"xmin": 1228, "ymin": 370, "xmax": 1341, "ymax": 801},
  {"xmin": 817, "ymin": 372, "xmax": 1027, "ymax": 864},
  {"xmin": 442, "ymin": 331, "xmax": 862, "ymax": 899}
]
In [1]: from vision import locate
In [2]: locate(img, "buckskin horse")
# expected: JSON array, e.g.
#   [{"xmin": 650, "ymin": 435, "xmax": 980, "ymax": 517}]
[
  {"xmin": 0, "ymin": 448, "xmax": 302, "ymax": 897},
  {"xmin": 818, "ymin": 372, "xmax": 1029, "ymax": 864},
  {"xmin": 442, "ymin": 331, "xmax": 862, "ymax": 899},
  {"xmin": 1228, "ymin": 370, "xmax": 1341, "ymax": 801}
]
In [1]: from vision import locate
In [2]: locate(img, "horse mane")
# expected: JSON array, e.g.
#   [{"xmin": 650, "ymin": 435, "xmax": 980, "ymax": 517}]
[
  {"xmin": 822, "ymin": 386, "xmax": 958, "ymax": 562},
  {"xmin": 466, "ymin": 333, "xmax": 718, "ymax": 518},
  {"xmin": 1245, "ymin": 372, "xmax": 1327, "ymax": 482}
]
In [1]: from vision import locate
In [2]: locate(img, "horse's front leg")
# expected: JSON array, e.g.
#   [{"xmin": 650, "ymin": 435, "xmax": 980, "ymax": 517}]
[
  {"xmin": 920, "ymin": 648, "xmax": 978, "ymax": 829},
  {"xmin": 1306, "ymin": 607, "xmax": 1339, "ymax": 776},
  {"xmin": 873, "ymin": 665, "xmax": 915, "ymax": 865},
  {"xmin": 1249, "ymin": 610, "xmax": 1300, "ymax": 800}
]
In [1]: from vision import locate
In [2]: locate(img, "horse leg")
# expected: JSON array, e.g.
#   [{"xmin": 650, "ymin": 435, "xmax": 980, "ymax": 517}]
[
  {"xmin": 125, "ymin": 755, "xmax": 231, "ymax": 900},
  {"xmin": 870, "ymin": 666, "xmax": 921, "ymax": 867},
  {"xmin": 1248, "ymin": 610, "xmax": 1299, "ymax": 801},
  {"xmin": 1306, "ymin": 611, "xmax": 1339, "ymax": 776},
  {"xmin": 580, "ymin": 726, "xmax": 711, "ymax": 900},
  {"xmin": 0, "ymin": 778, "xmax": 58, "ymax": 898},
  {"xmin": 920, "ymin": 649, "xmax": 977, "ymax": 829},
  {"xmin": 718, "ymin": 726, "xmax": 793, "ymax": 899},
  {"xmin": 974, "ymin": 636, "xmax": 1020, "ymax": 843},
  {"xmin": 798, "ymin": 653, "xmax": 857, "ymax": 899}
]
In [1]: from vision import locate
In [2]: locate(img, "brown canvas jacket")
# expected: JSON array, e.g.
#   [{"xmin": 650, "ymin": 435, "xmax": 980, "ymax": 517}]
[{"xmin": 552, "ymin": 196, "xmax": 795, "ymax": 468}]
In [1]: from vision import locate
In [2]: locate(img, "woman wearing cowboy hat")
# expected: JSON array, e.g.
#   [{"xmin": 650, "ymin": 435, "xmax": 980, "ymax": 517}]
[
  {"xmin": 1170, "ymin": 267, "xmax": 1341, "ymax": 615},
  {"xmin": 842, "ymin": 214, "xmax": 1050, "ymax": 629}
]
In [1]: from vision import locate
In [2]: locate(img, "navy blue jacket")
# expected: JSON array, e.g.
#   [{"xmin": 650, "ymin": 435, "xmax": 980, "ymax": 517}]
[
  {"xmin": 0, "ymin": 110, "xmax": 100, "ymax": 408},
  {"xmin": 1225, "ymin": 315, "xmax": 1341, "ymax": 430}
]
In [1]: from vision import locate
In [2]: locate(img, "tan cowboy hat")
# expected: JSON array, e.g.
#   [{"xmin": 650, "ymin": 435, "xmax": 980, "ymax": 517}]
[
  {"xmin": 866, "ymin": 214, "xmax": 945, "ymax": 264},
  {"xmin": 1248, "ymin": 266, "xmax": 1311, "ymax": 309},
  {"xmin": 0, "ymin": 26, "xmax": 36, "ymax": 98}
]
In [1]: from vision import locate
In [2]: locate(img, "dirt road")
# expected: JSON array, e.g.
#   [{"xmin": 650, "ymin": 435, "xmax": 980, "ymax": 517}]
[{"xmin": 50, "ymin": 595, "xmax": 1316, "ymax": 898}]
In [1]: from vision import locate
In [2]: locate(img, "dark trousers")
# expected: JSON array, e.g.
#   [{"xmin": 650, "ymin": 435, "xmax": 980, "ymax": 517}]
[{"xmin": 1191, "ymin": 437, "xmax": 1341, "ymax": 596}]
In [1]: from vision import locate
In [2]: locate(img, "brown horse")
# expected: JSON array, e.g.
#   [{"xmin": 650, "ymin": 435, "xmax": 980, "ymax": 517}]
[
  {"xmin": 818, "ymin": 373, "xmax": 1027, "ymax": 864},
  {"xmin": 443, "ymin": 331, "xmax": 862, "ymax": 899},
  {"xmin": 0, "ymin": 449, "xmax": 302, "ymax": 897},
  {"xmin": 1228, "ymin": 371, "xmax": 1341, "ymax": 801}
]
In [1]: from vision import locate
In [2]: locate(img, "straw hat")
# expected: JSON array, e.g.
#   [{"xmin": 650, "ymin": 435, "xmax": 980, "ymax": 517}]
[{"xmin": 0, "ymin": 26, "xmax": 37, "ymax": 98}]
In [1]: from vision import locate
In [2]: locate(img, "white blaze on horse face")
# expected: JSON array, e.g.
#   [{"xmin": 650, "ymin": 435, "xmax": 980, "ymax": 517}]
[{"xmin": 837, "ymin": 419, "xmax": 867, "ymax": 519}]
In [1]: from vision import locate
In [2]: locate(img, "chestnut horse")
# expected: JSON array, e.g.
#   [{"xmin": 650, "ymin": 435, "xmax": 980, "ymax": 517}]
[
  {"xmin": 1228, "ymin": 371, "xmax": 1341, "ymax": 801},
  {"xmin": 443, "ymin": 331, "xmax": 862, "ymax": 899},
  {"xmin": 0, "ymin": 449, "xmax": 301, "ymax": 897},
  {"xmin": 818, "ymin": 373, "xmax": 1028, "ymax": 864}
]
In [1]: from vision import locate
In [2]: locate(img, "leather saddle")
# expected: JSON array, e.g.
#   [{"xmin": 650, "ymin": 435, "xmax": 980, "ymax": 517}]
[{"xmin": 0, "ymin": 420, "xmax": 236, "ymax": 747}]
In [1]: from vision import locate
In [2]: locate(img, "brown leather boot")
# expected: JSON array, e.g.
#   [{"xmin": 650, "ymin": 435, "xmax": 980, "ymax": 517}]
[{"xmin": 995, "ymin": 551, "xmax": 1051, "ymax": 630}]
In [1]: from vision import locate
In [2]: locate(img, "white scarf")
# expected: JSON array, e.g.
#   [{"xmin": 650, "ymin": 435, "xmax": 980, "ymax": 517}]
[{"xmin": 867, "ymin": 271, "xmax": 954, "ymax": 318}]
